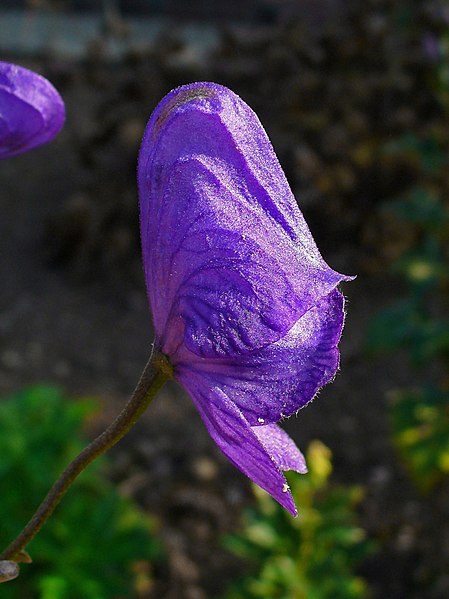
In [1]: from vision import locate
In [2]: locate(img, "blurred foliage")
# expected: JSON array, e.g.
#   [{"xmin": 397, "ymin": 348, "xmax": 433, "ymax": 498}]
[
  {"xmin": 0, "ymin": 386, "xmax": 163, "ymax": 599},
  {"xmin": 366, "ymin": 17, "xmax": 449, "ymax": 492},
  {"xmin": 220, "ymin": 441, "xmax": 375, "ymax": 599},
  {"xmin": 366, "ymin": 295, "xmax": 449, "ymax": 366},
  {"xmin": 389, "ymin": 386, "xmax": 449, "ymax": 493},
  {"xmin": 367, "ymin": 157, "xmax": 449, "ymax": 489}
]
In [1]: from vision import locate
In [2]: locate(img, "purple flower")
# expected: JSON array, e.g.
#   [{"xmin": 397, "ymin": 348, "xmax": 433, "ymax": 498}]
[
  {"xmin": 0, "ymin": 62, "xmax": 65, "ymax": 159},
  {"xmin": 138, "ymin": 82, "xmax": 353, "ymax": 515}
]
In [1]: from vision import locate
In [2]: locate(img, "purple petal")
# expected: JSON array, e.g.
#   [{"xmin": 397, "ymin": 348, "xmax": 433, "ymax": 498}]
[
  {"xmin": 178, "ymin": 374, "xmax": 306, "ymax": 515},
  {"xmin": 0, "ymin": 62, "xmax": 65, "ymax": 159},
  {"xmin": 174, "ymin": 289, "xmax": 345, "ymax": 425},
  {"xmin": 252, "ymin": 424, "xmax": 307, "ymax": 472},
  {"xmin": 138, "ymin": 82, "xmax": 351, "ymax": 358}
]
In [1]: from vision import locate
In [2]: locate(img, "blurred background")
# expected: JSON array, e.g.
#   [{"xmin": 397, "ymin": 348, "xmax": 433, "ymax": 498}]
[{"xmin": 1, "ymin": 1, "xmax": 448, "ymax": 598}]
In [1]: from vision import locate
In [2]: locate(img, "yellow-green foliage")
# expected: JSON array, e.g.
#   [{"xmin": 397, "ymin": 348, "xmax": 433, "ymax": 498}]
[
  {"xmin": 221, "ymin": 441, "xmax": 374, "ymax": 599},
  {"xmin": 390, "ymin": 387, "xmax": 449, "ymax": 492}
]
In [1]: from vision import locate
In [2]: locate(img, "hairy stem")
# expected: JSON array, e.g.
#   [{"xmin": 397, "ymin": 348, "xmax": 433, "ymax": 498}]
[{"xmin": 0, "ymin": 350, "xmax": 171, "ymax": 564}]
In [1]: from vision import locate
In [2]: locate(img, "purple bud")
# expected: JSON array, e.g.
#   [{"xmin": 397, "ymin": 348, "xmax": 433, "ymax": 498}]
[
  {"xmin": 0, "ymin": 62, "xmax": 65, "ymax": 159},
  {"xmin": 138, "ymin": 82, "xmax": 353, "ymax": 515}
]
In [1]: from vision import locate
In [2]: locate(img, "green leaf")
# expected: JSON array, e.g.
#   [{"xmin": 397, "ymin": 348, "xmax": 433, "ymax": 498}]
[{"xmin": 0, "ymin": 386, "xmax": 164, "ymax": 599}]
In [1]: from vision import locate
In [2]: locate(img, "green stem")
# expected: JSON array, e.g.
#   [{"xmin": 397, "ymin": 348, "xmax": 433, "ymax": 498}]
[{"xmin": 0, "ymin": 350, "xmax": 172, "ymax": 563}]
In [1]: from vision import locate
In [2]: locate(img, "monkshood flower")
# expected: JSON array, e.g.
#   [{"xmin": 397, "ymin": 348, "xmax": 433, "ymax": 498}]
[
  {"xmin": 0, "ymin": 83, "xmax": 353, "ymax": 582},
  {"xmin": 138, "ymin": 82, "xmax": 353, "ymax": 515},
  {"xmin": 0, "ymin": 62, "xmax": 64, "ymax": 159}
]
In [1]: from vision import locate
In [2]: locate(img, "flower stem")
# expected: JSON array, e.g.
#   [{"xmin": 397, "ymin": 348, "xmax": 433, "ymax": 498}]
[{"xmin": 0, "ymin": 350, "xmax": 172, "ymax": 564}]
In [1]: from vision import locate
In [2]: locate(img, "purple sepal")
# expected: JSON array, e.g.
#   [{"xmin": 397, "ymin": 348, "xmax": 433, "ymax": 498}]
[
  {"xmin": 179, "ymin": 375, "xmax": 306, "ymax": 516},
  {"xmin": 138, "ymin": 82, "xmax": 352, "ymax": 360},
  {"xmin": 0, "ymin": 62, "xmax": 65, "ymax": 159}
]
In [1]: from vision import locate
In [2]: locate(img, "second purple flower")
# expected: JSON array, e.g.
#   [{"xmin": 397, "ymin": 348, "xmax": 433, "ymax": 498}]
[{"xmin": 0, "ymin": 61, "xmax": 64, "ymax": 159}]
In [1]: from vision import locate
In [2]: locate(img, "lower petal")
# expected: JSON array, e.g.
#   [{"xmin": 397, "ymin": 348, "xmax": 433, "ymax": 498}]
[{"xmin": 178, "ymin": 374, "xmax": 307, "ymax": 515}]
